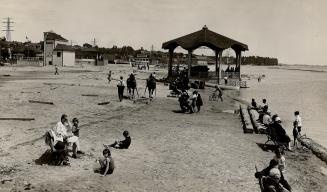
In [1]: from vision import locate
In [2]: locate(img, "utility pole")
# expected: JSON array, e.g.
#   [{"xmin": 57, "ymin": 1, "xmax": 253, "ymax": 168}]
[{"xmin": 2, "ymin": 18, "xmax": 14, "ymax": 41}]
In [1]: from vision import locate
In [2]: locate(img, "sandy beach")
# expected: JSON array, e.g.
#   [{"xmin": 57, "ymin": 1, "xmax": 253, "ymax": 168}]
[{"xmin": 0, "ymin": 64, "xmax": 327, "ymax": 192}]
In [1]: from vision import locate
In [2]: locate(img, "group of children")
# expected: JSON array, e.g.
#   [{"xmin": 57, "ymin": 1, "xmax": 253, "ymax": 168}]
[{"xmin": 95, "ymin": 130, "xmax": 132, "ymax": 176}]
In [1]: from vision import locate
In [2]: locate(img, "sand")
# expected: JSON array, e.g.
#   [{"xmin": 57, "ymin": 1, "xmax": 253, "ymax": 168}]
[{"xmin": 0, "ymin": 64, "xmax": 326, "ymax": 192}]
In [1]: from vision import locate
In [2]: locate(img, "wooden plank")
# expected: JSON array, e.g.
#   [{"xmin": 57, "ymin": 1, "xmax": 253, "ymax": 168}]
[
  {"xmin": 29, "ymin": 100, "xmax": 54, "ymax": 105},
  {"xmin": 240, "ymin": 105, "xmax": 254, "ymax": 133},
  {"xmin": 298, "ymin": 137, "xmax": 327, "ymax": 164},
  {"xmin": 248, "ymin": 108, "xmax": 267, "ymax": 134},
  {"xmin": 0, "ymin": 118, "xmax": 35, "ymax": 121}
]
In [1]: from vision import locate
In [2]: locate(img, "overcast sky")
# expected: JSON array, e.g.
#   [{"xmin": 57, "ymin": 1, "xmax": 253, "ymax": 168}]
[{"xmin": 1, "ymin": 0, "xmax": 326, "ymax": 65}]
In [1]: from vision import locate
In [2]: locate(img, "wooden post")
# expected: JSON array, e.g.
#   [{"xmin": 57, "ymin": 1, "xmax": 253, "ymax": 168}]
[
  {"xmin": 218, "ymin": 51, "xmax": 222, "ymax": 85},
  {"xmin": 215, "ymin": 51, "xmax": 218, "ymax": 83},
  {"xmin": 188, "ymin": 50, "xmax": 192, "ymax": 78},
  {"xmin": 168, "ymin": 49, "xmax": 173, "ymax": 78},
  {"xmin": 239, "ymin": 51, "xmax": 242, "ymax": 80}
]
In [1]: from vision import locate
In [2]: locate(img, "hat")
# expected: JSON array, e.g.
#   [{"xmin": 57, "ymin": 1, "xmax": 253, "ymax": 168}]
[
  {"xmin": 269, "ymin": 168, "xmax": 281, "ymax": 180},
  {"xmin": 275, "ymin": 116, "xmax": 281, "ymax": 122}
]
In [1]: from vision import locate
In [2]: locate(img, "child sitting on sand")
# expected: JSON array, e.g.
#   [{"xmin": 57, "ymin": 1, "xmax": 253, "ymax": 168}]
[
  {"xmin": 104, "ymin": 130, "xmax": 131, "ymax": 149},
  {"xmin": 96, "ymin": 148, "xmax": 115, "ymax": 176}
]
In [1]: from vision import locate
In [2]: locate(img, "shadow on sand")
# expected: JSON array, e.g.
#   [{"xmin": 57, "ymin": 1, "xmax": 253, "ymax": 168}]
[
  {"xmin": 256, "ymin": 143, "xmax": 278, "ymax": 152},
  {"xmin": 35, "ymin": 150, "xmax": 62, "ymax": 166}
]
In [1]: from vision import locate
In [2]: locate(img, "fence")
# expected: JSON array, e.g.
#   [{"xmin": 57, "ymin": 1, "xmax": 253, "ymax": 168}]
[{"xmin": 15, "ymin": 57, "xmax": 43, "ymax": 67}]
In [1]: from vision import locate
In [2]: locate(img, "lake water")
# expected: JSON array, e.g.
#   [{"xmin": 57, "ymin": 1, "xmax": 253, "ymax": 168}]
[{"xmin": 236, "ymin": 65, "xmax": 327, "ymax": 148}]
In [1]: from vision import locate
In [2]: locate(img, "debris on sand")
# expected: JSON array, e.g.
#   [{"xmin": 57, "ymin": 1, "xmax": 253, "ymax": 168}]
[
  {"xmin": 98, "ymin": 101, "xmax": 110, "ymax": 105},
  {"xmin": 0, "ymin": 165, "xmax": 18, "ymax": 175},
  {"xmin": 28, "ymin": 100, "xmax": 54, "ymax": 105},
  {"xmin": 0, "ymin": 117, "xmax": 35, "ymax": 121}
]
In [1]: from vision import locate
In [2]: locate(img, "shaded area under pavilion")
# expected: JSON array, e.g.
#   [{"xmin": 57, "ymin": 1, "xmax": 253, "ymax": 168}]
[{"xmin": 162, "ymin": 25, "xmax": 248, "ymax": 83}]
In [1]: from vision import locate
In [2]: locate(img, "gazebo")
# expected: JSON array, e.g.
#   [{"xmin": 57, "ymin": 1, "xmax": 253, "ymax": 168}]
[{"xmin": 162, "ymin": 25, "xmax": 248, "ymax": 83}]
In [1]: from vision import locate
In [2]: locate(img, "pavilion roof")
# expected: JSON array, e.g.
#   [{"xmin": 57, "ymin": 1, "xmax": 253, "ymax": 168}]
[{"xmin": 162, "ymin": 26, "xmax": 248, "ymax": 52}]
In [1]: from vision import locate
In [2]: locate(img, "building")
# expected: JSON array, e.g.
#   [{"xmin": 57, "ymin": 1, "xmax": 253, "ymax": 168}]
[
  {"xmin": 133, "ymin": 53, "xmax": 150, "ymax": 67},
  {"xmin": 43, "ymin": 31, "xmax": 70, "ymax": 66},
  {"xmin": 52, "ymin": 44, "xmax": 75, "ymax": 67}
]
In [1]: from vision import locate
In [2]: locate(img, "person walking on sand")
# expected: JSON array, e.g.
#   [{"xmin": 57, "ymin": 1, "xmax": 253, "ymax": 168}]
[
  {"xmin": 214, "ymin": 85, "xmax": 223, "ymax": 102},
  {"xmin": 117, "ymin": 76, "xmax": 125, "ymax": 102},
  {"xmin": 54, "ymin": 65, "xmax": 59, "ymax": 75},
  {"xmin": 107, "ymin": 70, "xmax": 112, "ymax": 84}
]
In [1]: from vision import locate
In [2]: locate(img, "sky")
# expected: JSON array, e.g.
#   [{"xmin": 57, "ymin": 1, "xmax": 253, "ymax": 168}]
[{"xmin": 1, "ymin": 0, "xmax": 327, "ymax": 65}]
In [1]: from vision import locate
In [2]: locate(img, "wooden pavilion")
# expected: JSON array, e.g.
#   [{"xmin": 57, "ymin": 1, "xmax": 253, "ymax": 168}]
[{"xmin": 162, "ymin": 25, "xmax": 248, "ymax": 83}]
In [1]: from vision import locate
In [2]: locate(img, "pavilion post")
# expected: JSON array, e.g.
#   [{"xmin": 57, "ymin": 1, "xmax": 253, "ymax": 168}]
[
  {"xmin": 218, "ymin": 51, "xmax": 222, "ymax": 84},
  {"xmin": 215, "ymin": 51, "xmax": 218, "ymax": 83},
  {"xmin": 168, "ymin": 49, "xmax": 173, "ymax": 78},
  {"xmin": 239, "ymin": 51, "xmax": 242, "ymax": 80},
  {"xmin": 187, "ymin": 50, "xmax": 192, "ymax": 78}
]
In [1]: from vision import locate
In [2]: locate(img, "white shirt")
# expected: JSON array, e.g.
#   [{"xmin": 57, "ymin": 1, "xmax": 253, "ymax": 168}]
[
  {"xmin": 273, "ymin": 155, "xmax": 286, "ymax": 173},
  {"xmin": 263, "ymin": 114, "xmax": 271, "ymax": 125},
  {"xmin": 117, "ymin": 80, "xmax": 125, "ymax": 87},
  {"xmin": 51, "ymin": 121, "xmax": 68, "ymax": 144},
  {"xmin": 295, "ymin": 115, "xmax": 302, "ymax": 127}
]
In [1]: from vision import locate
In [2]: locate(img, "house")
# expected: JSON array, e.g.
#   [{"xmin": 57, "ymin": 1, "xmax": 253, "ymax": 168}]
[
  {"xmin": 52, "ymin": 44, "xmax": 75, "ymax": 67},
  {"xmin": 43, "ymin": 31, "xmax": 70, "ymax": 66},
  {"xmin": 133, "ymin": 53, "xmax": 150, "ymax": 67}
]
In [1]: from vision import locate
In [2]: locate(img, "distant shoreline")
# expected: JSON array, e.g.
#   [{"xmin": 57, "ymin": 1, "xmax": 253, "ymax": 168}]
[{"xmin": 268, "ymin": 66, "xmax": 326, "ymax": 73}]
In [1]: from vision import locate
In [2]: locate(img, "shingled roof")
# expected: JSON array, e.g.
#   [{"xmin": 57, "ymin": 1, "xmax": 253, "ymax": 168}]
[
  {"xmin": 162, "ymin": 26, "xmax": 248, "ymax": 52},
  {"xmin": 54, "ymin": 44, "xmax": 75, "ymax": 52},
  {"xmin": 44, "ymin": 31, "xmax": 68, "ymax": 42}
]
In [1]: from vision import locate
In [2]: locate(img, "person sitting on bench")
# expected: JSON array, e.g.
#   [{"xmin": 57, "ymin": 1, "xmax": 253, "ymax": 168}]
[
  {"xmin": 104, "ymin": 131, "xmax": 131, "ymax": 149},
  {"xmin": 255, "ymin": 159, "xmax": 292, "ymax": 192},
  {"xmin": 271, "ymin": 116, "xmax": 292, "ymax": 150}
]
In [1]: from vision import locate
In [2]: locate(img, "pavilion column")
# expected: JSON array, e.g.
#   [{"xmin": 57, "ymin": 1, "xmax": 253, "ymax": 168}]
[
  {"xmin": 239, "ymin": 51, "xmax": 242, "ymax": 80},
  {"xmin": 218, "ymin": 51, "xmax": 222, "ymax": 84},
  {"xmin": 187, "ymin": 50, "xmax": 192, "ymax": 78},
  {"xmin": 215, "ymin": 51, "xmax": 218, "ymax": 83},
  {"xmin": 168, "ymin": 49, "xmax": 173, "ymax": 78}
]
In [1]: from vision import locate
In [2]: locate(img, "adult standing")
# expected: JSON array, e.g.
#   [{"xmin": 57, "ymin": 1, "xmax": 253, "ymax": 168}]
[
  {"xmin": 54, "ymin": 65, "xmax": 59, "ymax": 75},
  {"xmin": 107, "ymin": 70, "xmax": 112, "ymax": 84},
  {"xmin": 117, "ymin": 76, "xmax": 125, "ymax": 102}
]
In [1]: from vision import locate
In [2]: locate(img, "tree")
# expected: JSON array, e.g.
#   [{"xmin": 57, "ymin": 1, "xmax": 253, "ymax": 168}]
[{"xmin": 83, "ymin": 43, "xmax": 92, "ymax": 48}]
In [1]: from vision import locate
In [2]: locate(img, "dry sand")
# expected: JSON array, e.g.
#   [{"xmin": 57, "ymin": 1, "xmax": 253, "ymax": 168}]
[{"xmin": 0, "ymin": 64, "xmax": 326, "ymax": 192}]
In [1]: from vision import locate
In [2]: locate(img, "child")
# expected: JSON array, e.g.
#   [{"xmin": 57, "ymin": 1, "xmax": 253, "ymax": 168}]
[
  {"xmin": 196, "ymin": 92, "xmax": 203, "ymax": 112},
  {"xmin": 273, "ymin": 148, "xmax": 286, "ymax": 173},
  {"xmin": 97, "ymin": 149, "xmax": 115, "ymax": 176},
  {"xmin": 294, "ymin": 111, "xmax": 302, "ymax": 136},
  {"xmin": 292, "ymin": 121, "xmax": 298, "ymax": 147},
  {"xmin": 104, "ymin": 130, "xmax": 131, "ymax": 149},
  {"xmin": 72, "ymin": 118, "xmax": 80, "ymax": 137},
  {"xmin": 71, "ymin": 118, "xmax": 84, "ymax": 155}
]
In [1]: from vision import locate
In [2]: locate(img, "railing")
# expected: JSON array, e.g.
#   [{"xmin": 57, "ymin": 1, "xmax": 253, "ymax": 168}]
[{"xmin": 221, "ymin": 71, "xmax": 240, "ymax": 79}]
